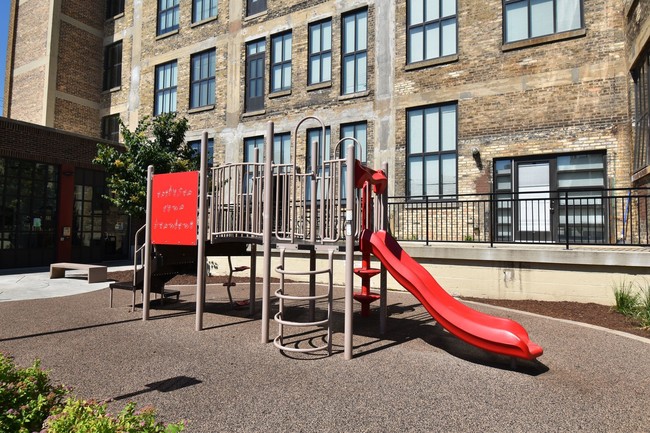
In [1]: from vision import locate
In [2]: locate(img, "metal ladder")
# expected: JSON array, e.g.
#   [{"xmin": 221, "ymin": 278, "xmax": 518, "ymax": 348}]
[{"xmin": 273, "ymin": 247, "xmax": 334, "ymax": 355}]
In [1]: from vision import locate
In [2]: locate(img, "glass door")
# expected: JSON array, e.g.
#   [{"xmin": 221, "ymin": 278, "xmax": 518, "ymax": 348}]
[{"xmin": 516, "ymin": 161, "xmax": 553, "ymax": 242}]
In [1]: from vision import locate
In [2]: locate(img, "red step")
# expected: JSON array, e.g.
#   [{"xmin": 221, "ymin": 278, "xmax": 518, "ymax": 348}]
[{"xmin": 354, "ymin": 267, "xmax": 381, "ymax": 278}]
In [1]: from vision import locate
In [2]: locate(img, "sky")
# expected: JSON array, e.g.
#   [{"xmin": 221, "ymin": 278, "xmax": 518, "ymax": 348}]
[{"xmin": 0, "ymin": 1, "xmax": 9, "ymax": 112}]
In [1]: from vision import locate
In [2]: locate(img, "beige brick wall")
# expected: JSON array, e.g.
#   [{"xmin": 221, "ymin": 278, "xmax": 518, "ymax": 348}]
[{"xmin": 10, "ymin": 66, "xmax": 47, "ymax": 125}]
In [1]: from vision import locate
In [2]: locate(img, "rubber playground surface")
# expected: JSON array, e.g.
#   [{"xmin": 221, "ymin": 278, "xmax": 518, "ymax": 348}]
[{"xmin": 2, "ymin": 273, "xmax": 650, "ymax": 432}]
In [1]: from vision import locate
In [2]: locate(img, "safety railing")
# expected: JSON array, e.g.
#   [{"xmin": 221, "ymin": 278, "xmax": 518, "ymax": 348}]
[{"xmin": 388, "ymin": 188, "xmax": 650, "ymax": 248}]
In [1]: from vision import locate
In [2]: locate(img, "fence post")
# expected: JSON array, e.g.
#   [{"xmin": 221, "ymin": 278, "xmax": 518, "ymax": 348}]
[
  {"xmin": 489, "ymin": 192, "xmax": 494, "ymax": 248},
  {"xmin": 425, "ymin": 195, "xmax": 430, "ymax": 246},
  {"xmin": 565, "ymin": 190, "xmax": 570, "ymax": 250}
]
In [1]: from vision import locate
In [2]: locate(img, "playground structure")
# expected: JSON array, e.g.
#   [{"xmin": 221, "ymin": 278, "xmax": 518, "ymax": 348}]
[{"xmin": 130, "ymin": 116, "xmax": 543, "ymax": 362}]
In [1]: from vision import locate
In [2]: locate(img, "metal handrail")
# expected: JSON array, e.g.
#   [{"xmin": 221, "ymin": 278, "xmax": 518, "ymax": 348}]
[{"xmin": 387, "ymin": 187, "xmax": 650, "ymax": 247}]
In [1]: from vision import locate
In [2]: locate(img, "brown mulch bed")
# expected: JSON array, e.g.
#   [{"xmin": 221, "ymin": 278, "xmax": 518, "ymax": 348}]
[
  {"xmin": 461, "ymin": 297, "xmax": 650, "ymax": 339},
  {"xmin": 108, "ymin": 271, "xmax": 650, "ymax": 339}
]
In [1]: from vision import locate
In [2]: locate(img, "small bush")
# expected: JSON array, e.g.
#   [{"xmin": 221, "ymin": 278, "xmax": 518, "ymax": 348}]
[
  {"xmin": 613, "ymin": 280, "xmax": 639, "ymax": 316},
  {"xmin": 636, "ymin": 285, "xmax": 650, "ymax": 329},
  {"xmin": 0, "ymin": 352, "xmax": 68, "ymax": 433},
  {"xmin": 0, "ymin": 353, "xmax": 185, "ymax": 433},
  {"xmin": 44, "ymin": 399, "xmax": 185, "ymax": 433}
]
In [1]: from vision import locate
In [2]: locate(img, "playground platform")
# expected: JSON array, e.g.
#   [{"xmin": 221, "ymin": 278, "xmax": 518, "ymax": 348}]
[{"xmin": 1, "ymin": 278, "xmax": 650, "ymax": 432}]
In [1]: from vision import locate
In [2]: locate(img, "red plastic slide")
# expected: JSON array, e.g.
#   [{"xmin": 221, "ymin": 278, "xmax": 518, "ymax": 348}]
[{"xmin": 361, "ymin": 229, "xmax": 543, "ymax": 360}]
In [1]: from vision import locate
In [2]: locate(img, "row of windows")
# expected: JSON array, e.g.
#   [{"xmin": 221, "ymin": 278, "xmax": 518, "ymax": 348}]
[
  {"xmin": 103, "ymin": 1, "xmax": 584, "ymax": 111},
  {"xmin": 106, "ymin": 0, "xmax": 581, "ymax": 46}
]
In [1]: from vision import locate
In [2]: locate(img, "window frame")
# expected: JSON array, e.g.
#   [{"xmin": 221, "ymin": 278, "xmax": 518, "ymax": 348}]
[
  {"xmin": 190, "ymin": 49, "xmax": 216, "ymax": 109},
  {"xmin": 502, "ymin": 0, "xmax": 584, "ymax": 44},
  {"xmin": 308, "ymin": 19, "xmax": 332, "ymax": 86},
  {"xmin": 101, "ymin": 114, "xmax": 121, "ymax": 142},
  {"xmin": 192, "ymin": 0, "xmax": 218, "ymax": 23},
  {"xmin": 341, "ymin": 8, "xmax": 368, "ymax": 95},
  {"xmin": 188, "ymin": 138, "xmax": 215, "ymax": 167},
  {"xmin": 270, "ymin": 32, "xmax": 293, "ymax": 93},
  {"xmin": 406, "ymin": 103, "xmax": 458, "ymax": 200},
  {"xmin": 406, "ymin": 0, "xmax": 458, "ymax": 65},
  {"xmin": 339, "ymin": 121, "xmax": 368, "ymax": 162},
  {"xmin": 245, "ymin": 39, "xmax": 266, "ymax": 112},
  {"xmin": 633, "ymin": 51, "xmax": 650, "ymax": 173},
  {"xmin": 106, "ymin": 0, "xmax": 125, "ymax": 19},
  {"xmin": 154, "ymin": 60, "xmax": 178, "ymax": 116},
  {"xmin": 102, "ymin": 41, "xmax": 122, "ymax": 91},
  {"xmin": 246, "ymin": 0, "xmax": 267, "ymax": 16},
  {"xmin": 158, "ymin": 0, "xmax": 180, "ymax": 36}
]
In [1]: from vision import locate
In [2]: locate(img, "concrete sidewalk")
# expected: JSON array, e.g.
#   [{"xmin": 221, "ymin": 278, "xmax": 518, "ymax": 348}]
[{"xmin": 0, "ymin": 264, "xmax": 131, "ymax": 302}]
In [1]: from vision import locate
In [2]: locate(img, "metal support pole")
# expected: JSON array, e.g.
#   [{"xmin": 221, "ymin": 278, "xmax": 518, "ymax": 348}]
[
  {"xmin": 261, "ymin": 121, "xmax": 274, "ymax": 343},
  {"xmin": 195, "ymin": 132, "xmax": 208, "ymax": 331},
  {"xmin": 143, "ymin": 165, "xmax": 154, "ymax": 321},
  {"xmin": 249, "ymin": 244, "xmax": 257, "ymax": 316},
  {"xmin": 380, "ymin": 162, "xmax": 388, "ymax": 335},
  {"xmin": 344, "ymin": 144, "xmax": 355, "ymax": 360},
  {"xmin": 309, "ymin": 139, "xmax": 318, "ymax": 320}
]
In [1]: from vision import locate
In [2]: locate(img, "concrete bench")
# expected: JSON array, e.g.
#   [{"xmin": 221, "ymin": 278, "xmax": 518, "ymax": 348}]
[{"xmin": 49, "ymin": 262, "xmax": 108, "ymax": 283}]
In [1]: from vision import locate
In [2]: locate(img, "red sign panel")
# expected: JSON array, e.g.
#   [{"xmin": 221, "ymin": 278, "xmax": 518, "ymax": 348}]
[{"xmin": 151, "ymin": 171, "xmax": 199, "ymax": 245}]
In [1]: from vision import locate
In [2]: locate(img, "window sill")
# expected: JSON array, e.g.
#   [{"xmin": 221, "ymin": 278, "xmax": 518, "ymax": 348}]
[
  {"xmin": 631, "ymin": 165, "xmax": 650, "ymax": 183},
  {"xmin": 404, "ymin": 54, "xmax": 459, "ymax": 71},
  {"xmin": 105, "ymin": 12, "xmax": 125, "ymax": 23},
  {"xmin": 502, "ymin": 28, "xmax": 586, "ymax": 52},
  {"xmin": 242, "ymin": 109, "xmax": 266, "ymax": 118},
  {"xmin": 338, "ymin": 90, "xmax": 370, "ymax": 101},
  {"xmin": 156, "ymin": 29, "xmax": 179, "ymax": 41},
  {"xmin": 102, "ymin": 86, "xmax": 122, "ymax": 94},
  {"xmin": 188, "ymin": 105, "xmax": 215, "ymax": 114},
  {"xmin": 269, "ymin": 89, "xmax": 291, "ymax": 99},
  {"xmin": 191, "ymin": 15, "xmax": 218, "ymax": 28},
  {"xmin": 307, "ymin": 81, "xmax": 332, "ymax": 92},
  {"xmin": 244, "ymin": 10, "xmax": 267, "ymax": 22}
]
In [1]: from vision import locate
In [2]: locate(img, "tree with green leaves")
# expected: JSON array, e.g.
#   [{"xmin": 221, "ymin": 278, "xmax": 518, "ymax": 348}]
[{"xmin": 93, "ymin": 113, "xmax": 198, "ymax": 218}]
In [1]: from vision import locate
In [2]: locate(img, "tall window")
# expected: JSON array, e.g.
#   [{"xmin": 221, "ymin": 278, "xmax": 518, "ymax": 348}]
[
  {"xmin": 101, "ymin": 114, "xmax": 121, "ymax": 142},
  {"xmin": 244, "ymin": 136, "xmax": 265, "ymax": 163},
  {"xmin": 407, "ymin": 0, "xmax": 457, "ymax": 64},
  {"xmin": 158, "ymin": 0, "xmax": 180, "ymax": 35},
  {"xmin": 342, "ymin": 9, "xmax": 368, "ymax": 95},
  {"xmin": 106, "ymin": 0, "xmax": 125, "ymax": 19},
  {"xmin": 247, "ymin": 0, "xmax": 266, "ymax": 16},
  {"xmin": 103, "ymin": 41, "xmax": 122, "ymax": 91},
  {"xmin": 188, "ymin": 138, "xmax": 215, "ymax": 167},
  {"xmin": 245, "ymin": 39, "xmax": 266, "ymax": 112},
  {"xmin": 340, "ymin": 122, "xmax": 367, "ymax": 162},
  {"xmin": 504, "ymin": 0, "xmax": 583, "ymax": 43},
  {"xmin": 190, "ymin": 50, "xmax": 216, "ymax": 109},
  {"xmin": 154, "ymin": 61, "xmax": 178, "ymax": 115},
  {"xmin": 308, "ymin": 19, "xmax": 332, "ymax": 85},
  {"xmin": 407, "ymin": 104, "xmax": 457, "ymax": 198},
  {"xmin": 193, "ymin": 0, "xmax": 218, "ymax": 23},
  {"xmin": 633, "ymin": 51, "xmax": 650, "ymax": 172},
  {"xmin": 306, "ymin": 127, "xmax": 331, "ymax": 201},
  {"xmin": 271, "ymin": 32, "xmax": 292, "ymax": 93}
]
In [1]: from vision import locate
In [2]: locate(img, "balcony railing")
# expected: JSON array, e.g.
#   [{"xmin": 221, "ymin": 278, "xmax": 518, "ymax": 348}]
[{"xmin": 387, "ymin": 188, "xmax": 650, "ymax": 248}]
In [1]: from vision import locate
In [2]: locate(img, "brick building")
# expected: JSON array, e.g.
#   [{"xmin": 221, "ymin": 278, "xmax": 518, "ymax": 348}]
[
  {"xmin": 0, "ymin": 117, "xmax": 130, "ymax": 268},
  {"xmin": 2, "ymin": 0, "xmax": 650, "ymax": 280}
]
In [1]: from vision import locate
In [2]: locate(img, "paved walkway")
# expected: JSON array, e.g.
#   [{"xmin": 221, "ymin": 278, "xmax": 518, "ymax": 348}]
[
  {"xmin": 0, "ymin": 265, "xmax": 132, "ymax": 302},
  {"xmin": 1, "ymin": 271, "xmax": 650, "ymax": 432}
]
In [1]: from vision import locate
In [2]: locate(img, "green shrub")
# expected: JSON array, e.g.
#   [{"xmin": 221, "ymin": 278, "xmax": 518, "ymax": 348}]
[
  {"xmin": 613, "ymin": 280, "xmax": 640, "ymax": 316},
  {"xmin": 44, "ymin": 399, "xmax": 185, "ymax": 433},
  {"xmin": 636, "ymin": 284, "xmax": 650, "ymax": 329},
  {"xmin": 0, "ymin": 352, "xmax": 68, "ymax": 433},
  {"xmin": 0, "ymin": 353, "xmax": 185, "ymax": 433}
]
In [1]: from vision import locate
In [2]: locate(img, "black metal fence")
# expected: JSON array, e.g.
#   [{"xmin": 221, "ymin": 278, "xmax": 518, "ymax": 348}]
[{"xmin": 387, "ymin": 188, "xmax": 650, "ymax": 248}]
